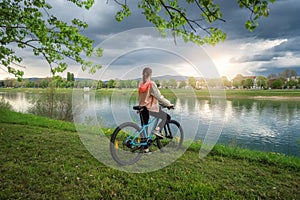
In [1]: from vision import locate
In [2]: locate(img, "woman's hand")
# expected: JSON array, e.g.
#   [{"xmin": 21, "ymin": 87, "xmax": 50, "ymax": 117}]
[{"xmin": 167, "ymin": 104, "xmax": 174, "ymax": 109}]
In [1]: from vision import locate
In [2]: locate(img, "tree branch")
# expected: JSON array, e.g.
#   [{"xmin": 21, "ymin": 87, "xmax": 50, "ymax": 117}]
[
  {"xmin": 195, "ymin": 0, "xmax": 226, "ymax": 23},
  {"xmin": 163, "ymin": 4, "xmax": 197, "ymax": 32},
  {"xmin": 0, "ymin": 25, "xmax": 27, "ymax": 29}
]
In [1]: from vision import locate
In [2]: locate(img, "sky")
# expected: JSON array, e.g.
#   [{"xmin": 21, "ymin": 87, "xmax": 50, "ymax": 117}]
[{"xmin": 1, "ymin": 0, "xmax": 300, "ymax": 80}]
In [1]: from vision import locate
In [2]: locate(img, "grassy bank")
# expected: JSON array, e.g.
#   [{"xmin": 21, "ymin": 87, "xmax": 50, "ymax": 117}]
[{"xmin": 0, "ymin": 109, "xmax": 299, "ymax": 199}]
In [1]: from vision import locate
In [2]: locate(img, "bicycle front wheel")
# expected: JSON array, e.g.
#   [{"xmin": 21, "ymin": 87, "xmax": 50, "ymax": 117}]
[
  {"xmin": 157, "ymin": 120, "xmax": 184, "ymax": 152},
  {"xmin": 110, "ymin": 122, "xmax": 144, "ymax": 166}
]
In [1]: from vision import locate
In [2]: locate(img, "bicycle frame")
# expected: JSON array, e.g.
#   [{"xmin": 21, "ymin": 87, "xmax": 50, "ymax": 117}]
[{"xmin": 126, "ymin": 116, "xmax": 159, "ymax": 147}]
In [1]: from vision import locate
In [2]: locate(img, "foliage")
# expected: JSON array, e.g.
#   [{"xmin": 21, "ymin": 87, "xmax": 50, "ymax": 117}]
[
  {"xmin": 286, "ymin": 79, "xmax": 298, "ymax": 89},
  {"xmin": 0, "ymin": 97, "xmax": 13, "ymax": 110},
  {"xmin": 279, "ymin": 69, "xmax": 298, "ymax": 79},
  {"xmin": 270, "ymin": 78, "xmax": 284, "ymax": 89},
  {"xmin": 27, "ymin": 88, "xmax": 74, "ymax": 121},
  {"xmin": 112, "ymin": 0, "xmax": 275, "ymax": 46},
  {"xmin": 107, "ymin": 79, "xmax": 116, "ymax": 88},
  {"xmin": 97, "ymin": 80, "xmax": 104, "ymax": 89},
  {"xmin": 154, "ymin": 79, "xmax": 161, "ymax": 88},
  {"xmin": 244, "ymin": 78, "xmax": 254, "ymax": 88},
  {"xmin": 232, "ymin": 74, "xmax": 244, "ymax": 88},
  {"xmin": 67, "ymin": 72, "xmax": 75, "ymax": 82},
  {"xmin": 221, "ymin": 76, "xmax": 231, "ymax": 87},
  {"xmin": 188, "ymin": 76, "xmax": 196, "ymax": 88},
  {"xmin": 0, "ymin": 0, "xmax": 101, "ymax": 79},
  {"xmin": 167, "ymin": 78, "xmax": 177, "ymax": 88},
  {"xmin": 207, "ymin": 78, "xmax": 223, "ymax": 88},
  {"xmin": 256, "ymin": 76, "xmax": 268, "ymax": 89},
  {"xmin": 178, "ymin": 80, "xmax": 187, "ymax": 88}
]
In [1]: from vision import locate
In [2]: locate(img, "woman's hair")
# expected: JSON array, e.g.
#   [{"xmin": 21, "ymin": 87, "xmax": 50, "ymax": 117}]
[{"xmin": 142, "ymin": 67, "xmax": 152, "ymax": 83}]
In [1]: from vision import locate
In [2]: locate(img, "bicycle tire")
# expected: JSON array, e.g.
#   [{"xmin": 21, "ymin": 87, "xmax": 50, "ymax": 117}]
[
  {"xmin": 110, "ymin": 122, "xmax": 144, "ymax": 165},
  {"xmin": 157, "ymin": 120, "xmax": 184, "ymax": 152}
]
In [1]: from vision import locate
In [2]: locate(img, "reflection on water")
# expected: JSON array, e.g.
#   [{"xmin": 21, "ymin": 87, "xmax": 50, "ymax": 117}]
[{"xmin": 1, "ymin": 91, "xmax": 299, "ymax": 157}]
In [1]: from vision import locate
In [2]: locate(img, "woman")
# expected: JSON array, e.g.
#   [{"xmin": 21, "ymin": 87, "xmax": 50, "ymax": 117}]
[{"xmin": 138, "ymin": 67, "xmax": 174, "ymax": 138}]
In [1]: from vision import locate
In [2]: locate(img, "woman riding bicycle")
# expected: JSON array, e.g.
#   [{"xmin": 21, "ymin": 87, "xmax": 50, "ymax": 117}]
[{"xmin": 138, "ymin": 67, "xmax": 174, "ymax": 139}]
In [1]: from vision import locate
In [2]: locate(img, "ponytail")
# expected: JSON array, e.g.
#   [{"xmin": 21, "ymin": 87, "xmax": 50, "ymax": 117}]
[{"xmin": 142, "ymin": 67, "xmax": 152, "ymax": 83}]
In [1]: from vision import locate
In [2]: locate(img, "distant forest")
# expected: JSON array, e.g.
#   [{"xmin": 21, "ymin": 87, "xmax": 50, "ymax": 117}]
[{"xmin": 1, "ymin": 69, "xmax": 299, "ymax": 89}]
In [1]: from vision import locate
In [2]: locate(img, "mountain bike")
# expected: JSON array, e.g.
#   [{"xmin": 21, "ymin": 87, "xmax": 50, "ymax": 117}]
[{"xmin": 110, "ymin": 105, "xmax": 184, "ymax": 165}]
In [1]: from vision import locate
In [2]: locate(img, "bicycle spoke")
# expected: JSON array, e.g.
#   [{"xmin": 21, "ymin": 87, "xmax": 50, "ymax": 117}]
[
  {"xmin": 157, "ymin": 120, "xmax": 183, "ymax": 152},
  {"xmin": 110, "ymin": 122, "xmax": 144, "ymax": 165}
]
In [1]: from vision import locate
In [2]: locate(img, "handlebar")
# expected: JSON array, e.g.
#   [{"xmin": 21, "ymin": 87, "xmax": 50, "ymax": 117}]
[{"xmin": 159, "ymin": 104, "xmax": 174, "ymax": 110}]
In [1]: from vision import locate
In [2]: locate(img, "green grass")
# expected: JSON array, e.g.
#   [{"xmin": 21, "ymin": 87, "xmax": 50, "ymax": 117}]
[
  {"xmin": 0, "ymin": 108, "xmax": 76, "ymax": 132},
  {"xmin": 1, "ymin": 109, "xmax": 299, "ymax": 199}
]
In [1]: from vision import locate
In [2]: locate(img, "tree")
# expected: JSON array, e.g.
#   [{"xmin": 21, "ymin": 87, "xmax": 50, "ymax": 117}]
[
  {"xmin": 188, "ymin": 77, "xmax": 196, "ymax": 89},
  {"xmin": 256, "ymin": 76, "xmax": 268, "ymax": 89},
  {"xmin": 97, "ymin": 80, "xmax": 103, "ymax": 89},
  {"xmin": 40, "ymin": 78, "xmax": 50, "ymax": 88},
  {"xmin": 290, "ymin": 69, "xmax": 297, "ymax": 78},
  {"xmin": 115, "ymin": 79, "xmax": 121, "ymax": 89},
  {"xmin": 113, "ymin": 0, "xmax": 275, "ymax": 46},
  {"xmin": 286, "ymin": 79, "xmax": 298, "ymax": 89},
  {"xmin": 207, "ymin": 78, "xmax": 219, "ymax": 88},
  {"xmin": 267, "ymin": 73, "xmax": 277, "ymax": 79},
  {"xmin": 244, "ymin": 78, "xmax": 254, "ymax": 89},
  {"xmin": 0, "ymin": 0, "xmax": 102, "ymax": 80},
  {"xmin": 161, "ymin": 79, "xmax": 168, "ymax": 88},
  {"xmin": 3, "ymin": 78, "xmax": 14, "ymax": 87},
  {"xmin": 279, "ymin": 69, "xmax": 290, "ymax": 79},
  {"xmin": 270, "ymin": 78, "xmax": 284, "ymax": 89},
  {"xmin": 154, "ymin": 80, "xmax": 161, "ymax": 88},
  {"xmin": 67, "ymin": 72, "xmax": 71, "ymax": 82},
  {"xmin": 130, "ymin": 80, "xmax": 138, "ymax": 88},
  {"xmin": 221, "ymin": 76, "xmax": 231, "ymax": 88},
  {"xmin": 123, "ymin": 79, "xmax": 131, "ymax": 88},
  {"xmin": 232, "ymin": 74, "xmax": 244, "ymax": 88},
  {"xmin": 168, "ymin": 79, "xmax": 177, "ymax": 88},
  {"xmin": 179, "ymin": 80, "xmax": 187, "ymax": 89},
  {"xmin": 107, "ymin": 79, "xmax": 115, "ymax": 88},
  {"xmin": 66, "ymin": 72, "xmax": 75, "ymax": 82},
  {"xmin": 198, "ymin": 78, "xmax": 207, "ymax": 89}
]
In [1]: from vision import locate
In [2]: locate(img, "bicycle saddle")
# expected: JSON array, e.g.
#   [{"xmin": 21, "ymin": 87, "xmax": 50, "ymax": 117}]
[{"xmin": 133, "ymin": 106, "xmax": 147, "ymax": 111}]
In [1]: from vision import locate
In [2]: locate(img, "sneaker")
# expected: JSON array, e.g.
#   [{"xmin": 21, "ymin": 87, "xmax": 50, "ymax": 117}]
[
  {"xmin": 143, "ymin": 148, "xmax": 151, "ymax": 154},
  {"xmin": 152, "ymin": 129, "xmax": 164, "ymax": 139}
]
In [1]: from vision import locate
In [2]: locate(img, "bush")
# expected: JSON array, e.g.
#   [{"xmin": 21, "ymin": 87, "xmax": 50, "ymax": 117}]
[{"xmin": 0, "ymin": 97, "xmax": 13, "ymax": 111}]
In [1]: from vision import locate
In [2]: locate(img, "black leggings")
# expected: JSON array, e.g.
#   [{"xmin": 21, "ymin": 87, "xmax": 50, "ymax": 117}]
[{"xmin": 140, "ymin": 107, "xmax": 171, "ymax": 131}]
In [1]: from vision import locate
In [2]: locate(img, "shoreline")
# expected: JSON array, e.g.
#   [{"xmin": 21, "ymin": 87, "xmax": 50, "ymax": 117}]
[
  {"xmin": 1, "ymin": 88, "xmax": 300, "ymax": 100},
  {"xmin": 225, "ymin": 95, "xmax": 300, "ymax": 101}
]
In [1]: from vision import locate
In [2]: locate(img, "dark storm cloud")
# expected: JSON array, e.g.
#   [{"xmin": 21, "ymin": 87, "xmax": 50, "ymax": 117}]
[
  {"xmin": 80, "ymin": 1, "xmax": 152, "ymax": 43},
  {"xmin": 214, "ymin": 0, "xmax": 300, "ymax": 40},
  {"xmin": 229, "ymin": 52, "xmax": 286, "ymax": 63},
  {"xmin": 273, "ymin": 37, "xmax": 300, "ymax": 56},
  {"xmin": 48, "ymin": 1, "xmax": 300, "ymax": 48},
  {"xmin": 253, "ymin": 0, "xmax": 300, "ymax": 39}
]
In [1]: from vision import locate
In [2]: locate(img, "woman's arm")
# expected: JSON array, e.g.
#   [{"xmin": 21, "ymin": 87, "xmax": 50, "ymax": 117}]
[{"xmin": 150, "ymin": 82, "xmax": 172, "ymax": 106}]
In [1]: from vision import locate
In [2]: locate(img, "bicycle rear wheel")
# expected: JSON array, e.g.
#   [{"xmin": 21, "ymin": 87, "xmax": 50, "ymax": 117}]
[
  {"xmin": 157, "ymin": 120, "xmax": 184, "ymax": 152},
  {"xmin": 110, "ymin": 122, "xmax": 144, "ymax": 165}
]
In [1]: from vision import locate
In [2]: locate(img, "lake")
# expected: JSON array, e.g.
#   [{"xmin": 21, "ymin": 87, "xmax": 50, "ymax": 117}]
[{"xmin": 1, "ymin": 90, "xmax": 299, "ymax": 157}]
